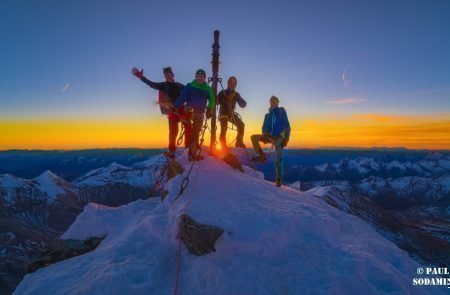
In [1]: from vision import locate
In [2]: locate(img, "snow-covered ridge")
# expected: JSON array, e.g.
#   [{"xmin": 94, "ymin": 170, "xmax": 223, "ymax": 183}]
[
  {"xmin": 0, "ymin": 171, "xmax": 75, "ymax": 205},
  {"xmin": 15, "ymin": 153, "xmax": 441, "ymax": 294},
  {"xmin": 0, "ymin": 173, "xmax": 25, "ymax": 189},
  {"xmin": 73, "ymin": 158, "xmax": 165, "ymax": 187},
  {"xmin": 0, "ymin": 155, "xmax": 165, "ymax": 208},
  {"xmin": 1, "ymin": 156, "xmax": 168, "ymax": 294},
  {"xmin": 33, "ymin": 171, "xmax": 67, "ymax": 201}
]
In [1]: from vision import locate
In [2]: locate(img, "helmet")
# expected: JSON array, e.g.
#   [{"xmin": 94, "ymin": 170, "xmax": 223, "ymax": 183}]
[
  {"xmin": 270, "ymin": 95, "xmax": 279, "ymax": 103},
  {"xmin": 196, "ymin": 69, "xmax": 206, "ymax": 76}
]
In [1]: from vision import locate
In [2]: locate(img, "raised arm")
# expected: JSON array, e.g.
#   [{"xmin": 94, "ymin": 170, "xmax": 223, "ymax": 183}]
[{"xmin": 131, "ymin": 67, "xmax": 163, "ymax": 90}]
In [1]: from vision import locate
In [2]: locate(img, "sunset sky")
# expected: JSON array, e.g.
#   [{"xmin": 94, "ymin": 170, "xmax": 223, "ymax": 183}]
[{"xmin": 1, "ymin": 0, "xmax": 449, "ymax": 150}]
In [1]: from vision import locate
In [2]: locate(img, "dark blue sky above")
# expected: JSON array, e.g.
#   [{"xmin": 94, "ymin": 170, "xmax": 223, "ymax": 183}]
[{"xmin": 1, "ymin": 0, "xmax": 450, "ymax": 121}]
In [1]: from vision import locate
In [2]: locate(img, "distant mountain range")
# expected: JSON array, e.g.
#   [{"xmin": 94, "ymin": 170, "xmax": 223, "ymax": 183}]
[
  {"xmin": 0, "ymin": 149, "xmax": 165, "ymax": 181},
  {"xmin": 285, "ymin": 152, "xmax": 450, "ymax": 270}
]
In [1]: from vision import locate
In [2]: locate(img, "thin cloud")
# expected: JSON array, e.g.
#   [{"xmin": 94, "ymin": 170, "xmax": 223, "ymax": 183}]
[
  {"xmin": 351, "ymin": 113, "xmax": 391, "ymax": 122},
  {"xmin": 327, "ymin": 98, "xmax": 367, "ymax": 105},
  {"xmin": 62, "ymin": 84, "xmax": 70, "ymax": 92},
  {"xmin": 342, "ymin": 65, "xmax": 350, "ymax": 89}
]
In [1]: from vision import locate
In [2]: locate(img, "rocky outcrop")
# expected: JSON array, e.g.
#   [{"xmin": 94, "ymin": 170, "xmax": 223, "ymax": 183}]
[
  {"xmin": 28, "ymin": 236, "xmax": 105, "ymax": 273},
  {"xmin": 166, "ymin": 160, "xmax": 184, "ymax": 180},
  {"xmin": 179, "ymin": 214, "xmax": 224, "ymax": 256},
  {"xmin": 222, "ymin": 154, "xmax": 244, "ymax": 172}
]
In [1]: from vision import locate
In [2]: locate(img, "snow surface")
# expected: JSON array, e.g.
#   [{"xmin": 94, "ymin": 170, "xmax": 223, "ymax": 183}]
[
  {"xmin": 314, "ymin": 162, "xmax": 329, "ymax": 172},
  {"xmin": 304, "ymin": 186, "xmax": 331, "ymax": 197},
  {"xmin": 33, "ymin": 171, "xmax": 65, "ymax": 202},
  {"xmin": 15, "ymin": 153, "xmax": 443, "ymax": 294},
  {"xmin": 132, "ymin": 155, "xmax": 167, "ymax": 168},
  {"xmin": 357, "ymin": 176, "xmax": 388, "ymax": 196},
  {"xmin": 0, "ymin": 174, "xmax": 25, "ymax": 204},
  {"xmin": 74, "ymin": 161, "xmax": 155, "ymax": 187},
  {"xmin": 288, "ymin": 180, "xmax": 301, "ymax": 190},
  {"xmin": 0, "ymin": 174, "xmax": 24, "ymax": 189},
  {"xmin": 305, "ymin": 186, "xmax": 353, "ymax": 212},
  {"xmin": 417, "ymin": 153, "xmax": 450, "ymax": 172},
  {"xmin": 333, "ymin": 158, "xmax": 380, "ymax": 175},
  {"xmin": 438, "ymin": 176, "xmax": 450, "ymax": 192}
]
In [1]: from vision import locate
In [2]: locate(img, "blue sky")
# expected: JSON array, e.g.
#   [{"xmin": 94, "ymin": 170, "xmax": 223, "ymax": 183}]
[{"xmin": 1, "ymin": 0, "xmax": 449, "ymax": 149}]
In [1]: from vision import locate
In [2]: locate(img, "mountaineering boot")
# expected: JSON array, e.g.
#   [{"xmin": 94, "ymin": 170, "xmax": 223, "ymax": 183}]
[
  {"xmin": 164, "ymin": 151, "xmax": 175, "ymax": 160},
  {"xmin": 251, "ymin": 147, "xmax": 267, "ymax": 163},
  {"xmin": 275, "ymin": 178, "xmax": 282, "ymax": 187},
  {"xmin": 251, "ymin": 152, "xmax": 267, "ymax": 163},
  {"xmin": 188, "ymin": 146, "xmax": 204, "ymax": 161},
  {"xmin": 188, "ymin": 154, "xmax": 204, "ymax": 162},
  {"xmin": 235, "ymin": 141, "xmax": 246, "ymax": 148}
]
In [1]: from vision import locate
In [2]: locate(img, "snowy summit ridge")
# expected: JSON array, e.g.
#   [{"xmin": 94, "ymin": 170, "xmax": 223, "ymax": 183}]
[{"xmin": 15, "ymin": 152, "xmax": 440, "ymax": 294}]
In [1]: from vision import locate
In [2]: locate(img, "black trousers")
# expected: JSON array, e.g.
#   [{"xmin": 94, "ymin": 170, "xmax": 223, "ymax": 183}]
[
  {"xmin": 189, "ymin": 112, "xmax": 205, "ymax": 154},
  {"xmin": 219, "ymin": 113, "xmax": 245, "ymax": 146}
]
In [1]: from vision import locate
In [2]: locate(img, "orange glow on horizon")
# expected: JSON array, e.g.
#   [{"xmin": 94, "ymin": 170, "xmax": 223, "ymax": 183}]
[
  {"xmin": 294, "ymin": 113, "xmax": 450, "ymax": 150},
  {"xmin": 1, "ymin": 113, "xmax": 449, "ymax": 150}
]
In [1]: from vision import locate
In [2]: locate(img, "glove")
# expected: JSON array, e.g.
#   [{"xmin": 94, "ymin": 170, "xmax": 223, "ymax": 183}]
[
  {"xmin": 205, "ymin": 108, "xmax": 213, "ymax": 119},
  {"xmin": 132, "ymin": 67, "xmax": 144, "ymax": 79},
  {"xmin": 237, "ymin": 99, "xmax": 247, "ymax": 108},
  {"xmin": 159, "ymin": 100, "xmax": 174, "ymax": 110}
]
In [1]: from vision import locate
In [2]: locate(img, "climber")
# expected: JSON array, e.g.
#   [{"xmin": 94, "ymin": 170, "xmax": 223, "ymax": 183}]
[
  {"xmin": 131, "ymin": 66, "xmax": 192, "ymax": 159},
  {"xmin": 217, "ymin": 76, "xmax": 247, "ymax": 152},
  {"xmin": 174, "ymin": 69, "xmax": 215, "ymax": 161},
  {"xmin": 250, "ymin": 95, "xmax": 291, "ymax": 187}
]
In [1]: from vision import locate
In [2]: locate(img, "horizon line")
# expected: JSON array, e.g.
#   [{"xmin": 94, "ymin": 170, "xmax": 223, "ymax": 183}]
[{"xmin": 1, "ymin": 146, "xmax": 449, "ymax": 152}]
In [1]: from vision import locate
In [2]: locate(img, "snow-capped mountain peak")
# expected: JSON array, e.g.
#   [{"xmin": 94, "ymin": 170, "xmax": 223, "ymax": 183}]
[
  {"xmin": 73, "ymin": 159, "xmax": 155, "ymax": 187},
  {"xmin": 33, "ymin": 170, "xmax": 70, "ymax": 201},
  {"xmin": 0, "ymin": 173, "xmax": 26, "ymax": 189}
]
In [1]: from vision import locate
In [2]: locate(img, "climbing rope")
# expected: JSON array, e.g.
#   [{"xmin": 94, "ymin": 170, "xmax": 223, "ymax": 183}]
[
  {"xmin": 147, "ymin": 160, "xmax": 169, "ymax": 198},
  {"xmin": 173, "ymin": 118, "xmax": 209, "ymax": 295},
  {"xmin": 173, "ymin": 155, "xmax": 202, "ymax": 295}
]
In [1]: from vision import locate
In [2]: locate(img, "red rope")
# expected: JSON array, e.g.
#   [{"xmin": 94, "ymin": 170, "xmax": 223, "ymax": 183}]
[{"xmin": 173, "ymin": 159, "xmax": 202, "ymax": 295}]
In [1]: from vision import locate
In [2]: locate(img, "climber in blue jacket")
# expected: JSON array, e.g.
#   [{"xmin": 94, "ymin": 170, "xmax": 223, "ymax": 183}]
[{"xmin": 251, "ymin": 95, "xmax": 291, "ymax": 187}]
